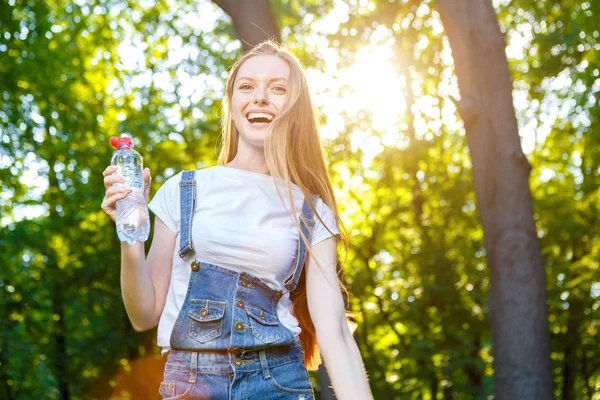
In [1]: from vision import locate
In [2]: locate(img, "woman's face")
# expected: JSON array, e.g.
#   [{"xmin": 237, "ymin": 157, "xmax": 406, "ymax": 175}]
[{"xmin": 231, "ymin": 55, "xmax": 291, "ymax": 145}]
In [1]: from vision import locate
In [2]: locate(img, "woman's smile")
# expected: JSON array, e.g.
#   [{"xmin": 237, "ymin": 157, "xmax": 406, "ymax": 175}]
[{"xmin": 245, "ymin": 110, "xmax": 275, "ymax": 129}]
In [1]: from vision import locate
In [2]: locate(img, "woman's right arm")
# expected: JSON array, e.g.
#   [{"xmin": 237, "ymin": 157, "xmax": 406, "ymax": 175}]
[
  {"xmin": 120, "ymin": 216, "xmax": 176, "ymax": 331},
  {"xmin": 102, "ymin": 165, "xmax": 176, "ymax": 332}
]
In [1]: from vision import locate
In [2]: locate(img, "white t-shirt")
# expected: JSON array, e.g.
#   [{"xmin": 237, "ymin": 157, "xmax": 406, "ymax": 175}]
[{"xmin": 147, "ymin": 165, "xmax": 340, "ymax": 354}]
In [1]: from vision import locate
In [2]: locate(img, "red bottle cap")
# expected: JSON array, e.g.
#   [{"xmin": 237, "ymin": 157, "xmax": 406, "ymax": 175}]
[{"xmin": 110, "ymin": 135, "xmax": 134, "ymax": 149}]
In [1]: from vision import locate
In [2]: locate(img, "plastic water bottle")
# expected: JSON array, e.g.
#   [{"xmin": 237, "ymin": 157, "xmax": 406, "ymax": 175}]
[{"xmin": 109, "ymin": 134, "xmax": 150, "ymax": 244}]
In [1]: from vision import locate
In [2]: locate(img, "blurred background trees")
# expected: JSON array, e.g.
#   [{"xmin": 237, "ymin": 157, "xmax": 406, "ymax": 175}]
[{"xmin": 1, "ymin": 0, "xmax": 599, "ymax": 399}]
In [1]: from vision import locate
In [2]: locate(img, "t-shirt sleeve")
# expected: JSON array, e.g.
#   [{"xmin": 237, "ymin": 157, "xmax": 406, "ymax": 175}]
[
  {"xmin": 147, "ymin": 171, "xmax": 182, "ymax": 235},
  {"xmin": 310, "ymin": 197, "xmax": 340, "ymax": 247}
]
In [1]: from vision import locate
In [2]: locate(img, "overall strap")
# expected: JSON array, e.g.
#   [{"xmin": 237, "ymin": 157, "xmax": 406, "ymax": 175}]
[
  {"xmin": 178, "ymin": 170, "xmax": 197, "ymax": 260},
  {"xmin": 283, "ymin": 194, "xmax": 317, "ymax": 293}
]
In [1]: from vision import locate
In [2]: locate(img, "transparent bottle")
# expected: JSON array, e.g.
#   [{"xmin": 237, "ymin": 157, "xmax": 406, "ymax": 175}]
[{"xmin": 109, "ymin": 134, "xmax": 150, "ymax": 244}]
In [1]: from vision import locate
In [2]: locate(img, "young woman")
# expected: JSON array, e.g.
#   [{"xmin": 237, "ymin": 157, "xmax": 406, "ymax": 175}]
[{"xmin": 101, "ymin": 41, "xmax": 373, "ymax": 400}]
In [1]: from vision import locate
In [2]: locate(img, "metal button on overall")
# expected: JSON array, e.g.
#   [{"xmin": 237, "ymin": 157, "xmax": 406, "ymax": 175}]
[
  {"xmin": 236, "ymin": 300, "xmax": 244, "ymax": 308},
  {"xmin": 191, "ymin": 261, "xmax": 199, "ymax": 271},
  {"xmin": 234, "ymin": 321, "xmax": 244, "ymax": 331},
  {"xmin": 233, "ymin": 358, "xmax": 243, "ymax": 367}
]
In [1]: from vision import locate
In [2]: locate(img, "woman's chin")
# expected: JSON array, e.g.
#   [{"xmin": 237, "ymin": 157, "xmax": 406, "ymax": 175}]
[{"xmin": 239, "ymin": 131, "xmax": 267, "ymax": 146}]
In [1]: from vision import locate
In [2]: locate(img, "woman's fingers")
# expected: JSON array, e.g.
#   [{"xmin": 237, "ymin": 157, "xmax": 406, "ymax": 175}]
[
  {"xmin": 102, "ymin": 165, "xmax": 136, "ymax": 223},
  {"xmin": 104, "ymin": 191, "xmax": 129, "ymax": 205},
  {"xmin": 103, "ymin": 165, "xmax": 118, "ymax": 176},
  {"xmin": 143, "ymin": 168, "xmax": 151, "ymax": 201},
  {"xmin": 104, "ymin": 173, "xmax": 126, "ymax": 190},
  {"xmin": 102, "ymin": 188, "xmax": 131, "ymax": 208},
  {"xmin": 143, "ymin": 168, "xmax": 151, "ymax": 190},
  {"xmin": 101, "ymin": 192, "xmax": 129, "ymax": 216},
  {"xmin": 106, "ymin": 185, "xmax": 132, "ymax": 197},
  {"xmin": 143, "ymin": 167, "xmax": 151, "ymax": 185},
  {"xmin": 103, "ymin": 165, "xmax": 151, "ymax": 204}
]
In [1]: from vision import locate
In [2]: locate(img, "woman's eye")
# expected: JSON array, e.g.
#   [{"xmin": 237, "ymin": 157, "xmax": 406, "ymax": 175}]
[
  {"xmin": 274, "ymin": 86, "xmax": 286, "ymax": 93},
  {"xmin": 239, "ymin": 84, "xmax": 252, "ymax": 90}
]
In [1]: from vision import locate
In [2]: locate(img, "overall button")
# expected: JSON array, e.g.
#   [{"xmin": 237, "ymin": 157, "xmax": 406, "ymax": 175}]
[
  {"xmin": 233, "ymin": 358, "xmax": 243, "ymax": 367},
  {"xmin": 275, "ymin": 291, "xmax": 283, "ymax": 299},
  {"xmin": 200, "ymin": 309, "xmax": 208, "ymax": 318},
  {"xmin": 236, "ymin": 300, "xmax": 245, "ymax": 308},
  {"xmin": 190, "ymin": 261, "xmax": 199, "ymax": 271},
  {"xmin": 234, "ymin": 321, "xmax": 245, "ymax": 331},
  {"xmin": 240, "ymin": 281, "xmax": 248, "ymax": 287}
]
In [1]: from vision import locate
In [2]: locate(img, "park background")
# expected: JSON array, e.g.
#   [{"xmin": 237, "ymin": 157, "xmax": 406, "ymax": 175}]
[{"xmin": 1, "ymin": 0, "xmax": 599, "ymax": 399}]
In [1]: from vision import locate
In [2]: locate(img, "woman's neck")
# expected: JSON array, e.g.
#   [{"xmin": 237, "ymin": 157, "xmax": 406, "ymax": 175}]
[{"xmin": 225, "ymin": 158, "xmax": 271, "ymax": 176}]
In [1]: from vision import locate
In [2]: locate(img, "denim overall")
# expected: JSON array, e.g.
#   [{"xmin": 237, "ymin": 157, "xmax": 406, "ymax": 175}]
[{"xmin": 159, "ymin": 170, "xmax": 317, "ymax": 400}]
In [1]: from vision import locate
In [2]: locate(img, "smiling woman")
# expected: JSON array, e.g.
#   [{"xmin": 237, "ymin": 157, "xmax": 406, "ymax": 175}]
[{"xmin": 101, "ymin": 40, "xmax": 373, "ymax": 400}]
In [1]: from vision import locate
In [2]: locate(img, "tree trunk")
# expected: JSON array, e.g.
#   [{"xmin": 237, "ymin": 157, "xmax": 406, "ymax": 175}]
[
  {"xmin": 211, "ymin": 0, "xmax": 281, "ymax": 52},
  {"xmin": 435, "ymin": 1, "xmax": 553, "ymax": 399}
]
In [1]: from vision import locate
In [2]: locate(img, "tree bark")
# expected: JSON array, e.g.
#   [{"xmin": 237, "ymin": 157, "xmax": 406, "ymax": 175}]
[
  {"xmin": 435, "ymin": 1, "xmax": 553, "ymax": 399},
  {"xmin": 211, "ymin": 0, "xmax": 281, "ymax": 52}
]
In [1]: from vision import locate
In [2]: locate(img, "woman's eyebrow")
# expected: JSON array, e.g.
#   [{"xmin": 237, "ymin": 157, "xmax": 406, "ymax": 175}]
[{"xmin": 237, "ymin": 76, "xmax": 288, "ymax": 83}]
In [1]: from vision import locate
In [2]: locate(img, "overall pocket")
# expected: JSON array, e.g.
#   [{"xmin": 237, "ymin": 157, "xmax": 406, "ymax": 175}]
[
  {"xmin": 188, "ymin": 299, "xmax": 226, "ymax": 343},
  {"xmin": 246, "ymin": 305, "xmax": 281, "ymax": 344},
  {"xmin": 265, "ymin": 358, "xmax": 314, "ymax": 396},
  {"xmin": 158, "ymin": 379, "xmax": 194, "ymax": 400}
]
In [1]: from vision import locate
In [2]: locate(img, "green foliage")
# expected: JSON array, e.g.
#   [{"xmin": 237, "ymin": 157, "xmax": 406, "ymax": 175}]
[
  {"xmin": 1, "ymin": 0, "xmax": 239, "ymax": 398},
  {"xmin": 285, "ymin": 0, "xmax": 600, "ymax": 398}
]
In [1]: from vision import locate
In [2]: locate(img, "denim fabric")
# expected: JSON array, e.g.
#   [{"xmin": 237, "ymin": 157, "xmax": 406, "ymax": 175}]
[
  {"xmin": 158, "ymin": 170, "xmax": 317, "ymax": 399},
  {"xmin": 158, "ymin": 338, "xmax": 314, "ymax": 400}
]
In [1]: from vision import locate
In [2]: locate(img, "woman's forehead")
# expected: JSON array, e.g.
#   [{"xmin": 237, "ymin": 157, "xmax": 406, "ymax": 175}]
[{"xmin": 236, "ymin": 55, "xmax": 290, "ymax": 82}]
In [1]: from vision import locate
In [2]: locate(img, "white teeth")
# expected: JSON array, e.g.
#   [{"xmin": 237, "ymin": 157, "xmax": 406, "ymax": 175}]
[{"xmin": 247, "ymin": 112, "xmax": 274, "ymax": 121}]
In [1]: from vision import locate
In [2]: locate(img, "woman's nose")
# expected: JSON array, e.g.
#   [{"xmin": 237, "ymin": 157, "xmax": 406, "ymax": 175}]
[{"xmin": 253, "ymin": 88, "xmax": 269, "ymax": 105}]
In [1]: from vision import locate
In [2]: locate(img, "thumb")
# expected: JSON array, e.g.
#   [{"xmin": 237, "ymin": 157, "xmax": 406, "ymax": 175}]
[{"xmin": 143, "ymin": 168, "xmax": 151, "ymax": 200}]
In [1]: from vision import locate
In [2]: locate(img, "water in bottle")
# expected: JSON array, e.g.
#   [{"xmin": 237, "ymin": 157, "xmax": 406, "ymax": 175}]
[{"xmin": 109, "ymin": 134, "xmax": 150, "ymax": 244}]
